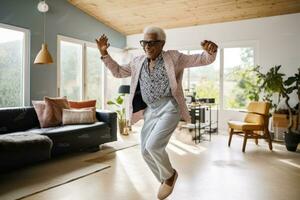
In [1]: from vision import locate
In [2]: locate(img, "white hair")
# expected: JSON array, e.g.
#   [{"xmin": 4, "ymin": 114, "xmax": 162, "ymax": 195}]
[{"xmin": 143, "ymin": 26, "xmax": 166, "ymax": 41}]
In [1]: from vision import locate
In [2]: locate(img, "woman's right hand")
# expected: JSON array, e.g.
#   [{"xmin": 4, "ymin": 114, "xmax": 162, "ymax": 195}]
[{"xmin": 95, "ymin": 34, "xmax": 110, "ymax": 56}]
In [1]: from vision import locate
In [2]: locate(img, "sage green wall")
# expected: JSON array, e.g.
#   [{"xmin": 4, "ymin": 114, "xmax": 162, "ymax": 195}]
[{"xmin": 0, "ymin": 0, "xmax": 126, "ymax": 102}]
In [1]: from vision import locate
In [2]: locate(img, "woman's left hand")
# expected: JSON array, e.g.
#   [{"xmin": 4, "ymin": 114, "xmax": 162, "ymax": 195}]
[{"xmin": 201, "ymin": 40, "xmax": 218, "ymax": 55}]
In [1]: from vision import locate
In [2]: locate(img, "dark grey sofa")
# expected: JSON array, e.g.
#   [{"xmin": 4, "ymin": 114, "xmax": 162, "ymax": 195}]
[{"xmin": 0, "ymin": 107, "xmax": 117, "ymax": 172}]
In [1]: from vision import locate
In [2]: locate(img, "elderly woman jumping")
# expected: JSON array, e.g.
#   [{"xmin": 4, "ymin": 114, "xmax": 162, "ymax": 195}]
[{"xmin": 96, "ymin": 26, "xmax": 218, "ymax": 200}]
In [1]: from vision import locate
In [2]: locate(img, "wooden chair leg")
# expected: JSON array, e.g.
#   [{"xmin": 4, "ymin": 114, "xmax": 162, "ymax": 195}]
[
  {"xmin": 228, "ymin": 128, "xmax": 234, "ymax": 147},
  {"xmin": 268, "ymin": 138, "xmax": 273, "ymax": 151},
  {"xmin": 266, "ymin": 131, "xmax": 273, "ymax": 151},
  {"xmin": 255, "ymin": 136, "xmax": 258, "ymax": 145},
  {"xmin": 242, "ymin": 131, "xmax": 248, "ymax": 152}
]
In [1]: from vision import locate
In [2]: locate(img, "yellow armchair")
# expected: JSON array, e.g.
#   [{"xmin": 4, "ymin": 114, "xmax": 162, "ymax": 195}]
[{"xmin": 227, "ymin": 101, "xmax": 273, "ymax": 152}]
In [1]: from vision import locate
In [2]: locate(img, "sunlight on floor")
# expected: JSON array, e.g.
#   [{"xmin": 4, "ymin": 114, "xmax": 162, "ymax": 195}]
[
  {"xmin": 170, "ymin": 139, "xmax": 206, "ymax": 155},
  {"xmin": 167, "ymin": 143, "xmax": 187, "ymax": 155},
  {"xmin": 116, "ymin": 149, "xmax": 157, "ymax": 199},
  {"xmin": 278, "ymin": 159, "xmax": 300, "ymax": 169}
]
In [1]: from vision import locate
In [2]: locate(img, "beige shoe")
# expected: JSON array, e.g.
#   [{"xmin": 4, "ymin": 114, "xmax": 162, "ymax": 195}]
[{"xmin": 157, "ymin": 170, "xmax": 178, "ymax": 200}]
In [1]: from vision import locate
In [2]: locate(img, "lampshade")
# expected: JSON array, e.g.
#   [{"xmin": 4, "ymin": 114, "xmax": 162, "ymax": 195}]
[
  {"xmin": 34, "ymin": 43, "xmax": 53, "ymax": 64},
  {"xmin": 118, "ymin": 85, "xmax": 130, "ymax": 94},
  {"xmin": 34, "ymin": 0, "xmax": 53, "ymax": 65}
]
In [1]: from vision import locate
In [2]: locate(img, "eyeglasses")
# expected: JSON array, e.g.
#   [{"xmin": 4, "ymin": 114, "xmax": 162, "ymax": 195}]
[{"xmin": 140, "ymin": 40, "xmax": 162, "ymax": 47}]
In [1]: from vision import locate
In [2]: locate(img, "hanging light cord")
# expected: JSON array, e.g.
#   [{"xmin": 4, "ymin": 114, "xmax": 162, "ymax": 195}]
[{"xmin": 43, "ymin": 11, "xmax": 46, "ymax": 43}]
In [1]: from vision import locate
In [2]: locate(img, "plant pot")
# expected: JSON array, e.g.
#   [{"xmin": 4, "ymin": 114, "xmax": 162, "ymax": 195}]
[
  {"xmin": 118, "ymin": 119, "xmax": 128, "ymax": 135},
  {"xmin": 272, "ymin": 113, "xmax": 298, "ymax": 141},
  {"xmin": 284, "ymin": 131, "xmax": 300, "ymax": 152},
  {"xmin": 273, "ymin": 113, "xmax": 298, "ymax": 129}
]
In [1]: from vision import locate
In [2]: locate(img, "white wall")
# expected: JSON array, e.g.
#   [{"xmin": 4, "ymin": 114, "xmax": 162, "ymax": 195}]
[{"xmin": 126, "ymin": 13, "xmax": 300, "ymax": 131}]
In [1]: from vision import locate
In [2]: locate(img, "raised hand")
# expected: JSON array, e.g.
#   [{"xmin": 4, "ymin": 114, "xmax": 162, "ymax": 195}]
[
  {"xmin": 201, "ymin": 40, "xmax": 218, "ymax": 55},
  {"xmin": 95, "ymin": 34, "xmax": 110, "ymax": 56}
]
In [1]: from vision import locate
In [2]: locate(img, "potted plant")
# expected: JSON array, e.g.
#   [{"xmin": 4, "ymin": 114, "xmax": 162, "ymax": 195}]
[
  {"xmin": 255, "ymin": 66, "xmax": 299, "ymax": 144},
  {"xmin": 107, "ymin": 95, "xmax": 128, "ymax": 135},
  {"xmin": 255, "ymin": 65, "xmax": 284, "ymax": 111},
  {"xmin": 283, "ymin": 67, "xmax": 300, "ymax": 151},
  {"xmin": 255, "ymin": 65, "xmax": 285, "ymax": 140}
]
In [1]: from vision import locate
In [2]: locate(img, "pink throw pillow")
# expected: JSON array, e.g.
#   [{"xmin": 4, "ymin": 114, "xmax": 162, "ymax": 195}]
[{"xmin": 32, "ymin": 96, "xmax": 70, "ymax": 128}]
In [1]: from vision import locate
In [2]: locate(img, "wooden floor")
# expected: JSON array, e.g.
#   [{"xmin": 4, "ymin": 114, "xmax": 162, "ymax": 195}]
[{"xmin": 7, "ymin": 130, "xmax": 300, "ymax": 200}]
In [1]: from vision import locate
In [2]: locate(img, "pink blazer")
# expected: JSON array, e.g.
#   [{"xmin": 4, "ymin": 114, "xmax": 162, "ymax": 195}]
[{"xmin": 101, "ymin": 50, "xmax": 217, "ymax": 124}]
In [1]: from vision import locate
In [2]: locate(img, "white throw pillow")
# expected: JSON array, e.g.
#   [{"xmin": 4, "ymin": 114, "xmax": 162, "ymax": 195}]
[{"xmin": 62, "ymin": 107, "xmax": 96, "ymax": 125}]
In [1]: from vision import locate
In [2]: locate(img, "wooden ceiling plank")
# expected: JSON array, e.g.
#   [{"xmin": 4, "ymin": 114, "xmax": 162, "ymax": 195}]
[{"xmin": 68, "ymin": 0, "xmax": 300, "ymax": 35}]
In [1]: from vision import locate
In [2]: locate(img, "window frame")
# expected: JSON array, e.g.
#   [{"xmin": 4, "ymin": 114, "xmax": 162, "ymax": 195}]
[
  {"xmin": 178, "ymin": 40, "xmax": 259, "ymax": 111},
  {"xmin": 0, "ymin": 23, "xmax": 30, "ymax": 107},
  {"xmin": 57, "ymin": 35, "xmax": 85, "ymax": 101},
  {"xmin": 85, "ymin": 42, "xmax": 105, "ymax": 108},
  {"xmin": 57, "ymin": 35, "xmax": 122, "ymax": 109},
  {"xmin": 220, "ymin": 41, "xmax": 259, "ymax": 111}
]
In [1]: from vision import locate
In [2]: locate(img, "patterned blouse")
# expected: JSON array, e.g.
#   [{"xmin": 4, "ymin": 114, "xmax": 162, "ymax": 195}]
[{"xmin": 139, "ymin": 53, "xmax": 172, "ymax": 105}]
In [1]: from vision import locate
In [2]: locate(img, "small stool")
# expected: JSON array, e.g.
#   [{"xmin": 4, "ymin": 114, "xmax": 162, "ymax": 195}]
[{"xmin": 0, "ymin": 132, "xmax": 53, "ymax": 171}]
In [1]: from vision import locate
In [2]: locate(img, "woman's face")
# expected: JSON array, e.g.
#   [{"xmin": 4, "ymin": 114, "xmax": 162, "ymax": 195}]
[{"xmin": 142, "ymin": 33, "xmax": 165, "ymax": 60}]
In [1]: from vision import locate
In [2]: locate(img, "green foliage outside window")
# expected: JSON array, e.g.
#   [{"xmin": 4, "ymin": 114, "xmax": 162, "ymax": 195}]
[
  {"xmin": 0, "ymin": 41, "xmax": 22, "ymax": 107},
  {"xmin": 60, "ymin": 43, "xmax": 81, "ymax": 100},
  {"xmin": 195, "ymin": 79, "xmax": 219, "ymax": 103},
  {"xmin": 224, "ymin": 48, "xmax": 257, "ymax": 109},
  {"xmin": 226, "ymin": 65, "xmax": 260, "ymax": 109}
]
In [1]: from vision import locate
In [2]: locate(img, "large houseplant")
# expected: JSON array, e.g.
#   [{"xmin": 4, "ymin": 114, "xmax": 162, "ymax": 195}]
[
  {"xmin": 107, "ymin": 95, "xmax": 128, "ymax": 135},
  {"xmin": 283, "ymin": 67, "xmax": 300, "ymax": 151},
  {"xmin": 256, "ymin": 65, "xmax": 300, "ymax": 151},
  {"xmin": 255, "ymin": 65, "xmax": 285, "ymax": 140},
  {"xmin": 255, "ymin": 65, "xmax": 284, "ymax": 111}
]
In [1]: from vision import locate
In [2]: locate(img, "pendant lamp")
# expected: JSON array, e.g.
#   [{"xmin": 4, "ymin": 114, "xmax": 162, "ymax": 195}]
[{"xmin": 34, "ymin": 0, "xmax": 53, "ymax": 64}]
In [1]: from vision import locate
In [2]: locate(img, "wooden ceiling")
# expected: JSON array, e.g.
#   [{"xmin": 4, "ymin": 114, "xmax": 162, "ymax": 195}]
[{"xmin": 68, "ymin": 0, "xmax": 300, "ymax": 35}]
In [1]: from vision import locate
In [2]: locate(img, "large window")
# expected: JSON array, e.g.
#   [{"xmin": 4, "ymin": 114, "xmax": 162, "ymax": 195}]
[
  {"xmin": 181, "ymin": 50, "xmax": 220, "ymax": 105},
  {"xmin": 85, "ymin": 46, "xmax": 103, "ymax": 108},
  {"xmin": 0, "ymin": 24, "xmax": 29, "ymax": 108},
  {"xmin": 181, "ymin": 44, "xmax": 255, "ymax": 110},
  {"xmin": 189, "ymin": 50, "xmax": 220, "ymax": 104},
  {"xmin": 223, "ymin": 47, "xmax": 254, "ymax": 109},
  {"xmin": 58, "ymin": 35, "xmax": 122, "ymax": 109},
  {"xmin": 105, "ymin": 51, "xmax": 123, "ymax": 103},
  {"xmin": 60, "ymin": 41, "xmax": 83, "ymax": 100}
]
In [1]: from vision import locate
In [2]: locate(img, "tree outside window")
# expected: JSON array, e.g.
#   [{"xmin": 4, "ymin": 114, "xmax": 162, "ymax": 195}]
[
  {"xmin": 0, "ymin": 27, "xmax": 24, "ymax": 107},
  {"xmin": 181, "ymin": 47, "xmax": 255, "ymax": 110},
  {"xmin": 224, "ymin": 47, "xmax": 256, "ymax": 109}
]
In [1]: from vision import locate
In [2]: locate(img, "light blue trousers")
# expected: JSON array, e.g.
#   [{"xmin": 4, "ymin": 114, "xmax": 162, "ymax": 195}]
[{"xmin": 140, "ymin": 97, "xmax": 180, "ymax": 182}]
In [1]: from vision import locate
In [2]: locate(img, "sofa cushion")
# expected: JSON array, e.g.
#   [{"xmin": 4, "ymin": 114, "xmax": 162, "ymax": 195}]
[
  {"xmin": 0, "ymin": 132, "xmax": 52, "ymax": 148},
  {"xmin": 26, "ymin": 122, "xmax": 111, "ymax": 155},
  {"xmin": 0, "ymin": 132, "xmax": 52, "ymax": 171},
  {"xmin": 32, "ymin": 101, "xmax": 53, "ymax": 128},
  {"xmin": 0, "ymin": 107, "xmax": 40, "ymax": 134},
  {"xmin": 32, "ymin": 97, "xmax": 70, "ymax": 128},
  {"xmin": 68, "ymin": 99, "xmax": 96, "ymax": 109},
  {"xmin": 62, "ymin": 107, "xmax": 96, "ymax": 125},
  {"xmin": 26, "ymin": 122, "xmax": 107, "ymax": 135},
  {"xmin": 45, "ymin": 96, "xmax": 70, "ymax": 125}
]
